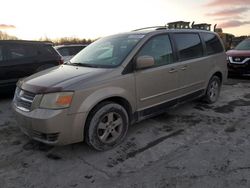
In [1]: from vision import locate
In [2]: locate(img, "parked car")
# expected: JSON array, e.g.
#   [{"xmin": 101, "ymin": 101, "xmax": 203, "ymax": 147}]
[
  {"xmin": 226, "ymin": 38, "xmax": 250, "ymax": 75},
  {"xmin": 54, "ymin": 44, "xmax": 87, "ymax": 62},
  {"xmin": 12, "ymin": 28, "xmax": 227, "ymax": 151},
  {"xmin": 0, "ymin": 40, "xmax": 63, "ymax": 90}
]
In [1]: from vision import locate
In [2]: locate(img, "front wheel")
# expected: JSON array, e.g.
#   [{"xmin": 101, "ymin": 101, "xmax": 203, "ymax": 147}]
[
  {"xmin": 203, "ymin": 76, "xmax": 221, "ymax": 104},
  {"xmin": 85, "ymin": 102, "xmax": 129, "ymax": 151}
]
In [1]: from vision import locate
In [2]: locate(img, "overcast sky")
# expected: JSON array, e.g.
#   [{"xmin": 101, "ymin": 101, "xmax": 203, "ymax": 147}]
[{"xmin": 0, "ymin": 0, "xmax": 250, "ymax": 39}]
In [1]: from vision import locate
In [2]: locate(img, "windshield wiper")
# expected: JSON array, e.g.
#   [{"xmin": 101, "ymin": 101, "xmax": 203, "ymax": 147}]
[
  {"xmin": 69, "ymin": 62, "xmax": 83, "ymax": 66},
  {"xmin": 68, "ymin": 62, "xmax": 100, "ymax": 68},
  {"xmin": 80, "ymin": 63, "xmax": 101, "ymax": 68},
  {"xmin": 63, "ymin": 60, "xmax": 71, "ymax": 64}
]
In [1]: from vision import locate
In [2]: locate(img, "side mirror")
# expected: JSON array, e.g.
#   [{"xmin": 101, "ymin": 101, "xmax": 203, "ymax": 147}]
[{"xmin": 136, "ymin": 56, "xmax": 155, "ymax": 70}]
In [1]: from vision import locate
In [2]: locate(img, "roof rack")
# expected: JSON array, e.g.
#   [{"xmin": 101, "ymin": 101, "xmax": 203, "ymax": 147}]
[
  {"xmin": 132, "ymin": 26, "xmax": 167, "ymax": 32},
  {"xmin": 168, "ymin": 21, "xmax": 190, "ymax": 29},
  {"xmin": 192, "ymin": 23, "xmax": 211, "ymax": 31}
]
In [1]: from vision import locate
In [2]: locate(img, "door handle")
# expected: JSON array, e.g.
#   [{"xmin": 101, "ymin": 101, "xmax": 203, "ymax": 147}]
[
  {"xmin": 181, "ymin": 66, "xmax": 188, "ymax": 70},
  {"xmin": 169, "ymin": 68, "xmax": 177, "ymax": 73}
]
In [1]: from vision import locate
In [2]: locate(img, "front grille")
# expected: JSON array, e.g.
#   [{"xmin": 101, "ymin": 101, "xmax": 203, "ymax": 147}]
[
  {"xmin": 14, "ymin": 88, "xmax": 36, "ymax": 112},
  {"xmin": 32, "ymin": 130, "xmax": 59, "ymax": 142},
  {"xmin": 232, "ymin": 56, "xmax": 246, "ymax": 62}
]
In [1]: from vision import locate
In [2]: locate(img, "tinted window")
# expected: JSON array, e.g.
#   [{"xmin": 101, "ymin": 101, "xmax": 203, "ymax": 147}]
[
  {"xmin": 58, "ymin": 48, "xmax": 70, "ymax": 56},
  {"xmin": 56, "ymin": 46, "xmax": 85, "ymax": 57},
  {"xmin": 202, "ymin": 33, "xmax": 224, "ymax": 55},
  {"xmin": 0, "ymin": 46, "xmax": 3, "ymax": 61},
  {"xmin": 7, "ymin": 44, "xmax": 37, "ymax": 60},
  {"xmin": 70, "ymin": 46, "xmax": 85, "ymax": 55},
  {"xmin": 138, "ymin": 35, "xmax": 173, "ymax": 66},
  {"xmin": 41, "ymin": 45, "xmax": 59, "ymax": 57},
  {"xmin": 174, "ymin": 33, "xmax": 203, "ymax": 61}
]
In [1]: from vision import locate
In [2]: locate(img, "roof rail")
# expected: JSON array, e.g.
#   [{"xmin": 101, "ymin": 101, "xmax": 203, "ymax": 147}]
[{"xmin": 132, "ymin": 26, "xmax": 167, "ymax": 32}]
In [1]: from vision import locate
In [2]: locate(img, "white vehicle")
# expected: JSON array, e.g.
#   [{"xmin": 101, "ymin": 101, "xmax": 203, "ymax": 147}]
[{"xmin": 54, "ymin": 44, "xmax": 87, "ymax": 62}]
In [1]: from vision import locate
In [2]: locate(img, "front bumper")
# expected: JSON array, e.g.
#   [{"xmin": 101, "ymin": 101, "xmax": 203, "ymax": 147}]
[
  {"xmin": 227, "ymin": 58, "xmax": 250, "ymax": 75},
  {"xmin": 12, "ymin": 103, "xmax": 87, "ymax": 145}
]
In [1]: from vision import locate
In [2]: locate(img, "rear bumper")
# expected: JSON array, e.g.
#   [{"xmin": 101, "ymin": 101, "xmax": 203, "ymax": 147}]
[{"xmin": 12, "ymin": 103, "xmax": 87, "ymax": 145}]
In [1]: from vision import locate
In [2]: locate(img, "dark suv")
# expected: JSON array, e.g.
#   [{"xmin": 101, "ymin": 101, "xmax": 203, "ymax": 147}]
[{"xmin": 0, "ymin": 40, "xmax": 63, "ymax": 90}]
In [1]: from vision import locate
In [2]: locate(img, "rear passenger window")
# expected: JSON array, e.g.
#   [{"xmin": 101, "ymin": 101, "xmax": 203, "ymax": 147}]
[
  {"xmin": 41, "ymin": 45, "xmax": 58, "ymax": 57},
  {"xmin": 137, "ymin": 34, "xmax": 173, "ymax": 66},
  {"xmin": 202, "ymin": 33, "xmax": 224, "ymax": 55},
  {"xmin": 7, "ymin": 45, "xmax": 37, "ymax": 60},
  {"xmin": 174, "ymin": 33, "xmax": 203, "ymax": 61}
]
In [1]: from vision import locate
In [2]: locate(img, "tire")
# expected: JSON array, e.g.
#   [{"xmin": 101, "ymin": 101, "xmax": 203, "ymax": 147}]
[
  {"xmin": 85, "ymin": 102, "xmax": 129, "ymax": 151},
  {"xmin": 203, "ymin": 76, "xmax": 221, "ymax": 104}
]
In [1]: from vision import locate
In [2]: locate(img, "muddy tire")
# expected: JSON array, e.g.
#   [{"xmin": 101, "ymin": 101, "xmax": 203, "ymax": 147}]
[
  {"xmin": 203, "ymin": 76, "xmax": 221, "ymax": 104},
  {"xmin": 85, "ymin": 102, "xmax": 129, "ymax": 151}
]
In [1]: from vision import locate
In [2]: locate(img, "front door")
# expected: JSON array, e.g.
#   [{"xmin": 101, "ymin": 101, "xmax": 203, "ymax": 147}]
[{"xmin": 134, "ymin": 34, "xmax": 180, "ymax": 112}]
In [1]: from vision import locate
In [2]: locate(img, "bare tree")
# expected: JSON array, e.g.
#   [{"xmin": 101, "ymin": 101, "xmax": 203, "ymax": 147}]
[{"xmin": 0, "ymin": 31, "xmax": 18, "ymax": 40}]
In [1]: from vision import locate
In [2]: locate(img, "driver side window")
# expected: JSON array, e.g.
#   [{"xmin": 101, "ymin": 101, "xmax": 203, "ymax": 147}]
[{"xmin": 137, "ymin": 34, "xmax": 174, "ymax": 67}]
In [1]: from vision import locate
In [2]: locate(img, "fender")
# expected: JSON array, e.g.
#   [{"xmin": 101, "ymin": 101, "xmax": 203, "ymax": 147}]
[
  {"xmin": 204, "ymin": 66, "xmax": 225, "ymax": 90},
  {"xmin": 71, "ymin": 86, "xmax": 136, "ymax": 115}
]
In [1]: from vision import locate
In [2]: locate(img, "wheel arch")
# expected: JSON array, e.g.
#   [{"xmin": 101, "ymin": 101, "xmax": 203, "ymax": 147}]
[
  {"xmin": 85, "ymin": 96, "xmax": 133, "ymax": 126},
  {"xmin": 83, "ymin": 96, "xmax": 133, "ymax": 144}
]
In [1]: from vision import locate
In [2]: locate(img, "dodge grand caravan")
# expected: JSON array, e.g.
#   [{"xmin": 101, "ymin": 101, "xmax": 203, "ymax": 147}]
[{"xmin": 12, "ymin": 28, "xmax": 227, "ymax": 150}]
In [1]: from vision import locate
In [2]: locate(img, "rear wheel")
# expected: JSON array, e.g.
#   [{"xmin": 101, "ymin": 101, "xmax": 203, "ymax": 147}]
[
  {"xmin": 85, "ymin": 102, "xmax": 129, "ymax": 151},
  {"xmin": 203, "ymin": 75, "xmax": 221, "ymax": 104}
]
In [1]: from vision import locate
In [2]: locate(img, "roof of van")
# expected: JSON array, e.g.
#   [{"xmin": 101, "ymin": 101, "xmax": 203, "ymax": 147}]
[{"xmin": 130, "ymin": 27, "xmax": 217, "ymax": 34}]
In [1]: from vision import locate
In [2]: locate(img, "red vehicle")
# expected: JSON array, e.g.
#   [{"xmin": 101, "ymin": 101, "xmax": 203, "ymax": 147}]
[{"xmin": 226, "ymin": 38, "xmax": 250, "ymax": 75}]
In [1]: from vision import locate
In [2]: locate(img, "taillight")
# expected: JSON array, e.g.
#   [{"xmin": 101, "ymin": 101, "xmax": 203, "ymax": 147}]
[{"xmin": 58, "ymin": 59, "xmax": 64, "ymax": 65}]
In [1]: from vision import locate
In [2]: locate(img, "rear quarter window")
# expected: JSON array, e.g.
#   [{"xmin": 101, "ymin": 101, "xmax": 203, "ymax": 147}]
[
  {"xmin": 201, "ymin": 33, "xmax": 224, "ymax": 55},
  {"xmin": 40, "ymin": 45, "xmax": 60, "ymax": 57},
  {"xmin": 173, "ymin": 33, "xmax": 203, "ymax": 61}
]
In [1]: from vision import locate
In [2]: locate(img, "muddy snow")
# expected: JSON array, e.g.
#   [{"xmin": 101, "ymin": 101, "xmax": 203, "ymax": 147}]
[{"xmin": 0, "ymin": 77, "xmax": 250, "ymax": 188}]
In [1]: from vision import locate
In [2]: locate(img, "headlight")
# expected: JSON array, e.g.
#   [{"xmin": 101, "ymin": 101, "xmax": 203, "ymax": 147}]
[
  {"xmin": 40, "ymin": 92, "xmax": 74, "ymax": 109},
  {"xmin": 226, "ymin": 56, "xmax": 230, "ymax": 61}
]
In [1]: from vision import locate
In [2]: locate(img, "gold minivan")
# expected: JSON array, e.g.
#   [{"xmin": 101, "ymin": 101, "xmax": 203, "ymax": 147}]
[{"xmin": 12, "ymin": 27, "xmax": 227, "ymax": 150}]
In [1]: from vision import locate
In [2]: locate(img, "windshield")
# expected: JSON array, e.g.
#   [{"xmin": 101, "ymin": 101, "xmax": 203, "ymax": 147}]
[
  {"xmin": 70, "ymin": 34, "xmax": 144, "ymax": 68},
  {"xmin": 235, "ymin": 39, "xmax": 250, "ymax": 50}
]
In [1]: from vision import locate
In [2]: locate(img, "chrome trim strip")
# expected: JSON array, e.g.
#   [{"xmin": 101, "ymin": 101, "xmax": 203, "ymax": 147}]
[
  {"xmin": 138, "ymin": 88, "xmax": 204, "ymax": 111},
  {"xmin": 140, "ymin": 81, "xmax": 204, "ymax": 101},
  {"xmin": 19, "ymin": 96, "xmax": 33, "ymax": 103},
  {"xmin": 229, "ymin": 57, "xmax": 250, "ymax": 64},
  {"xmin": 16, "ymin": 105, "xmax": 30, "ymax": 112}
]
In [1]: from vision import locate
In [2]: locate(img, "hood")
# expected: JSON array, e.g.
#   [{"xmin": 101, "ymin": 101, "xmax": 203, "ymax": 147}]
[
  {"xmin": 19, "ymin": 65, "xmax": 111, "ymax": 94},
  {"xmin": 226, "ymin": 50, "xmax": 250, "ymax": 57}
]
